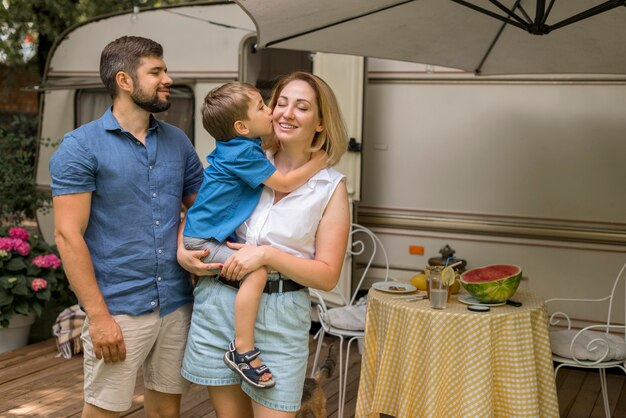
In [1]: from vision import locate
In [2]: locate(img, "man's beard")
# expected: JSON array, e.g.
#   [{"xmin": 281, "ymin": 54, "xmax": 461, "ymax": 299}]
[{"xmin": 131, "ymin": 85, "xmax": 171, "ymax": 113}]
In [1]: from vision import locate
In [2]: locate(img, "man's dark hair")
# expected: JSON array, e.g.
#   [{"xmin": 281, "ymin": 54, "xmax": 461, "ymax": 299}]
[{"xmin": 99, "ymin": 36, "xmax": 163, "ymax": 98}]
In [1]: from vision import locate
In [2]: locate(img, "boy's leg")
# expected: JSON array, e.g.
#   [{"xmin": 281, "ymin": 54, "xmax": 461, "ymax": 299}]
[
  {"xmin": 189, "ymin": 239, "xmax": 273, "ymax": 382},
  {"xmin": 234, "ymin": 268, "xmax": 270, "ymax": 378}
]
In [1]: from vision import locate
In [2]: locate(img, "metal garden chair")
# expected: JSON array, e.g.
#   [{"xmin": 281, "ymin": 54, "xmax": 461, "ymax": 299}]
[
  {"xmin": 309, "ymin": 223, "xmax": 389, "ymax": 418},
  {"xmin": 546, "ymin": 261, "xmax": 626, "ymax": 418}
]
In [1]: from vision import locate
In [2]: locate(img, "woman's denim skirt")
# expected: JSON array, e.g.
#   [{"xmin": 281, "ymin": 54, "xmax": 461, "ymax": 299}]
[{"xmin": 181, "ymin": 273, "xmax": 311, "ymax": 412}]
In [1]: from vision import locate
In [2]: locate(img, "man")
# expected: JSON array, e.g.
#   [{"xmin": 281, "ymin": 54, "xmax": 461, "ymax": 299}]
[{"xmin": 50, "ymin": 36, "xmax": 204, "ymax": 417}]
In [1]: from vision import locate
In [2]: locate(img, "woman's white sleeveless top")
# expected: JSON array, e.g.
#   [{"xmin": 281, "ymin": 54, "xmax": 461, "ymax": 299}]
[{"xmin": 236, "ymin": 163, "xmax": 346, "ymax": 260}]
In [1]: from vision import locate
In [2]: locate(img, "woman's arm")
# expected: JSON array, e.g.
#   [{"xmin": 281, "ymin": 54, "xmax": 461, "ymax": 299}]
[
  {"xmin": 177, "ymin": 193, "xmax": 223, "ymax": 276},
  {"xmin": 221, "ymin": 182, "xmax": 350, "ymax": 291}
]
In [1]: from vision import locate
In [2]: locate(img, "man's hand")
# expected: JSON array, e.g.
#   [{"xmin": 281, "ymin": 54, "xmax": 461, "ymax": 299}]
[{"xmin": 89, "ymin": 314, "xmax": 126, "ymax": 364}]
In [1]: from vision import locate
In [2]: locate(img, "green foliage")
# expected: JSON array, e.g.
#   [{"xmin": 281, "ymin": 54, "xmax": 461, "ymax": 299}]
[
  {"xmin": 0, "ymin": 114, "xmax": 50, "ymax": 224},
  {"xmin": 0, "ymin": 0, "xmax": 193, "ymax": 71}
]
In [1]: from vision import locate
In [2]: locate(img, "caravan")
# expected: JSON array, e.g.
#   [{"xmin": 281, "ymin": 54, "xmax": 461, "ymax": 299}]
[{"xmin": 35, "ymin": 1, "xmax": 626, "ymax": 323}]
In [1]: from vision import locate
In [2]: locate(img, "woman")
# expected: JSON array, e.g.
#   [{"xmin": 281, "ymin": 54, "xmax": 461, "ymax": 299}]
[{"xmin": 178, "ymin": 71, "xmax": 350, "ymax": 417}]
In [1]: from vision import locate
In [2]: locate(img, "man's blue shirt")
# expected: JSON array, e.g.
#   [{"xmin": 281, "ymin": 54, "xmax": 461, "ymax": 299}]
[
  {"xmin": 50, "ymin": 108, "xmax": 204, "ymax": 317},
  {"xmin": 184, "ymin": 136, "xmax": 275, "ymax": 243}
]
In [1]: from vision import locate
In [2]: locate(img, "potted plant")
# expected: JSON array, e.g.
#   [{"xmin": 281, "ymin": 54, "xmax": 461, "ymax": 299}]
[{"xmin": 0, "ymin": 226, "xmax": 71, "ymax": 352}]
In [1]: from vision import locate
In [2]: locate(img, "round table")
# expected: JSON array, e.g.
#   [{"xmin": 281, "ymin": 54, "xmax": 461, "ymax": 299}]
[{"xmin": 355, "ymin": 289, "xmax": 559, "ymax": 417}]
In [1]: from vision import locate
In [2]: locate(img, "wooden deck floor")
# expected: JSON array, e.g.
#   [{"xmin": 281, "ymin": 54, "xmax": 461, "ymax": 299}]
[
  {"xmin": 2, "ymin": 335, "xmax": 626, "ymax": 417},
  {"xmin": 0, "ymin": 335, "xmax": 361, "ymax": 418}
]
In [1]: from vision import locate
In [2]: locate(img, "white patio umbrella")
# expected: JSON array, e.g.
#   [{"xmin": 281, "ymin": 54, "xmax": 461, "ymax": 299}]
[{"xmin": 234, "ymin": 0, "xmax": 626, "ymax": 75}]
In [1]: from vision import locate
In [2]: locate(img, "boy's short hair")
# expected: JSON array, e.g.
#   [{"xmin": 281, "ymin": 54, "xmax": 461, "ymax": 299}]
[
  {"xmin": 100, "ymin": 36, "xmax": 163, "ymax": 99},
  {"xmin": 201, "ymin": 82, "xmax": 259, "ymax": 141}
]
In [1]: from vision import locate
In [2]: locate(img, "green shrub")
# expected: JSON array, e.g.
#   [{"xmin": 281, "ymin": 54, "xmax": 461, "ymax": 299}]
[{"xmin": 0, "ymin": 114, "xmax": 50, "ymax": 224}]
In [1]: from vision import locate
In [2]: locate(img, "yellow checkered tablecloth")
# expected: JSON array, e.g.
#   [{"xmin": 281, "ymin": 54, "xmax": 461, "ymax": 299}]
[{"xmin": 355, "ymin": 290, "xmax": 559, "ymax": 418}]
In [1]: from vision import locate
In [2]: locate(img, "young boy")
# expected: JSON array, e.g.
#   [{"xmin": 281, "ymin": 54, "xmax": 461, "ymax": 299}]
[{"xmin": 183, "ymin": 82, "xmax": 326, "ymax": 389}]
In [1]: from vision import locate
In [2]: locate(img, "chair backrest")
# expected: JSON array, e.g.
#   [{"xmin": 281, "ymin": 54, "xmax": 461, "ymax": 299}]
[
  {"xmin": 348, "ymin": 223, "xmax": 389, "ymax": 306},
  {"xmin": 548, "ymin": 261, "xmax": 626, "ymax": 335},
  {"xmin": 606, "ymin": 262, "xmax": 626, "ymax": 330}
]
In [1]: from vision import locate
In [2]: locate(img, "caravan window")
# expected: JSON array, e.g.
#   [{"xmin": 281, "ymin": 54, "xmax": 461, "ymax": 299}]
[
  {"xmin": 241, "ymin": 36, "xmax": 313, "ymax": 102},
  {"xmin": 75, "ymin": 86, "xmax": 195, "ymax": 143}
]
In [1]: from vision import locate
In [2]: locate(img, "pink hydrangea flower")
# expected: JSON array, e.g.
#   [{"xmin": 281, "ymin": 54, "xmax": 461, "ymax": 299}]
[
  {"xmin": 0, "ymin": 237, "xmax": 30, "ymax": 256},
  {"xmin": 9, "ymin": 227, "xmax": 30, "ymax": 241},
  {"xmin": 0, "ymin": 237, "xmax": 13, "ymax": 252},
  {"xmin": 32, "ymin": 254, "xmax": 62, "ymax": 270},
  {"xmin": 13, "ymin": 239, "xmax": 30, "ymax": 256},
  {"xmin": 31, "ymin": 278, "xmax": 48, "ymax": 292}
]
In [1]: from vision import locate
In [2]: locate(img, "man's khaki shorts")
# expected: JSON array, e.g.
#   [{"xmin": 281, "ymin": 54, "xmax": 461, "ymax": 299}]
[{"xmin": 81, "ymin": 304, "xmax": 192, "ymax": 412}]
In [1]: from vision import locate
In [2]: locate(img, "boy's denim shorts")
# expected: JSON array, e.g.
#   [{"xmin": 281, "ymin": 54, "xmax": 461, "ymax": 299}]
[{"xmin": 181, "ymin": 274, "xmax": 311, "ymax": 412}]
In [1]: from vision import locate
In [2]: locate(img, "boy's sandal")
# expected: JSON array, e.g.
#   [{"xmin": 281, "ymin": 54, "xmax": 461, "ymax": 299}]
[{"xmin": 224, "ymin": 341, "xmax": 276, "ymax": 389}]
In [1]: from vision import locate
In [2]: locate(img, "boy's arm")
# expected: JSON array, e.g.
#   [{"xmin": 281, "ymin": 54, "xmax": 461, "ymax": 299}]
[{"xmin": 263, "ymin": 150, "xmax": 327, "ymax": 193}]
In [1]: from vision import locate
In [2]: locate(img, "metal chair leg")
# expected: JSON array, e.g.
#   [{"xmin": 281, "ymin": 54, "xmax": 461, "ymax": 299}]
[
  {"xmin": 342, "ymin": 336, "xmax": 361, "ymax": 417},
  {"xmin": 337, "ymin": 335, "xmax": 345, "ymax": 418},
  {"xmin": 310, "ymin": 328, "xmax": 326, "ymax": 377},
  {"xmin": 553, "ymin": 363, "xmax": 564, "ymax": 378},
  {"xmin": 599, "ymin": 368, "xmax": 610, "ymax": 418}
]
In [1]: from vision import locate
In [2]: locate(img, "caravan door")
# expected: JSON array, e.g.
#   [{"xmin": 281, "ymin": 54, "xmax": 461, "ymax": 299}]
[{"xmin": 313, "ymin": 53, "xmax": 365, "ymax": 306}]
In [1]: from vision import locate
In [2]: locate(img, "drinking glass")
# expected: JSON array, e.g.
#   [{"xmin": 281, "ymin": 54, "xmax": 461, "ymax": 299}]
[{"xmin": 427, "ymin": 268, "xmax": 449, "ymax": 309}]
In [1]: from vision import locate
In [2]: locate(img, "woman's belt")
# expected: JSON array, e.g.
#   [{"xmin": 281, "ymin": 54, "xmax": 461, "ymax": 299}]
[{"xmin": 216, "ymin": 275, "xmax": 306, "ymax": 294}]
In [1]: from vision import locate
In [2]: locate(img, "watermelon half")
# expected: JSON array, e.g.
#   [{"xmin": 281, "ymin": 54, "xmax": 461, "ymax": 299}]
[{"xmin": 460, "ymin": 264, "xmax": 522, "ymax": 304}]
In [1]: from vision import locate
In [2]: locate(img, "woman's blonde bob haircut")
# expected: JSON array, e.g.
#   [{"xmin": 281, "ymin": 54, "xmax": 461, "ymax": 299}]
[{"xmin": 266, "ymin": 72, "xmax": 348, "ymax": 166}]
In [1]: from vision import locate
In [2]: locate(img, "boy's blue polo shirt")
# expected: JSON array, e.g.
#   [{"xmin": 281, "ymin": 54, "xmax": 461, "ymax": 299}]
[
  {"xmin": 184, "ymin": 136, "xmax": 276, "ymax": 242},
  {"xmin": 50, "ymin": 108, "xmax": 204, "ymax": 317}
]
